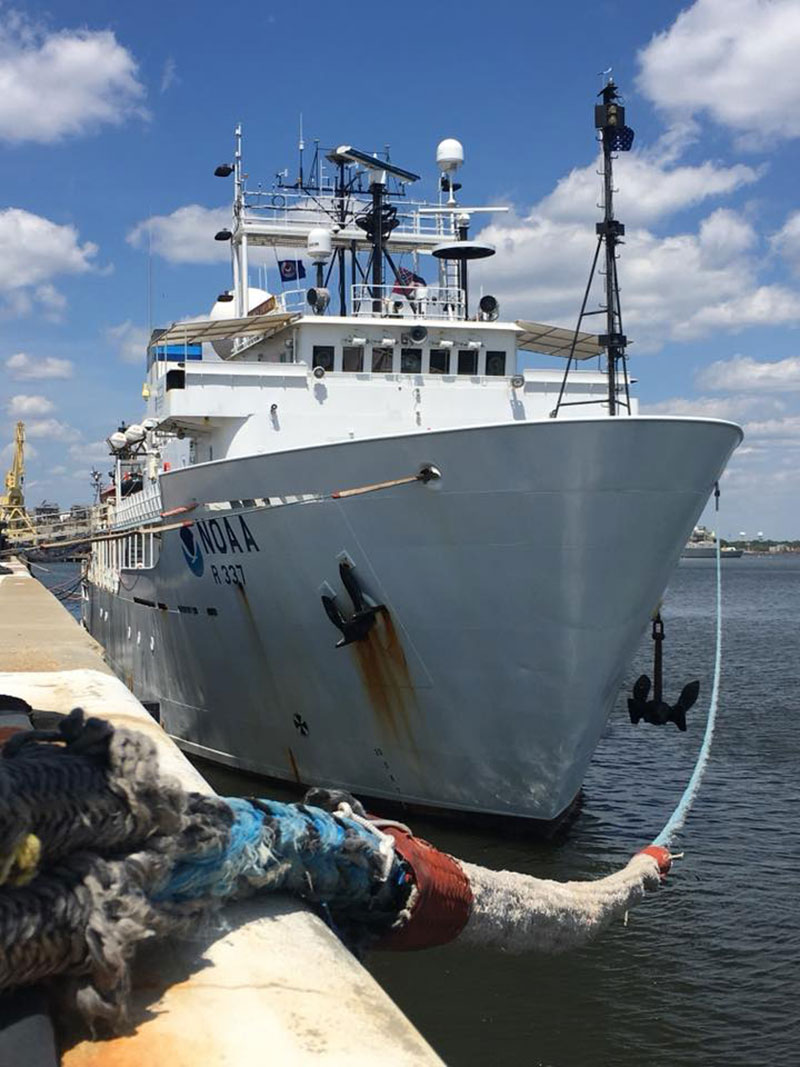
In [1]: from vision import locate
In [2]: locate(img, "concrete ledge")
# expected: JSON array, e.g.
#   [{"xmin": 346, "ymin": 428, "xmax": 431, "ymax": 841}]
[{"xmin": 0, "ymin": 562, "xmax": 441, "ymax": 1065}]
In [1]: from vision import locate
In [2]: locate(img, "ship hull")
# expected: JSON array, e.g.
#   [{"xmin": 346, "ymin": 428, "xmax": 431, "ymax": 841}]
[{"xmin": 84, "ymin": 416, "xmax": 741, "ymax": 820}]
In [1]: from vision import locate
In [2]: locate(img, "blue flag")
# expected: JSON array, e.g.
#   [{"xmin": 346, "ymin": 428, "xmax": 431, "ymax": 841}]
[{"xmin": 278, "ymin": 259, "xmax": 307, "ymax": 282}]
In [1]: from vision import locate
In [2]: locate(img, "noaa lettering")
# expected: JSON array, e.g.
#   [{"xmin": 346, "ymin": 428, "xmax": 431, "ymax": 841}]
[
  {"xmin": 190, "ymin": 515, "xmax": 260, "ymax": 561},
  {"xmin": 196, "ymin": 522, "xmax": 215, "ymax": 555},
  {"xmin": 209, "ymin": 519, "xmax": 227, "ymax": 553},
  {"xmin": 223, "ymin": 516, "xmax": 242, "ymax": 552},
  {"xmin": 239, "ymin": 516, "xmax": 259, "ymax": 552}
]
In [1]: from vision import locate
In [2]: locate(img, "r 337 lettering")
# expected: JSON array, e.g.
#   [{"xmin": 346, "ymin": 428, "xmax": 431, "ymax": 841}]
[{"xmin": 210, "ymin": 563, "xmax": 246, "ymax": 586}]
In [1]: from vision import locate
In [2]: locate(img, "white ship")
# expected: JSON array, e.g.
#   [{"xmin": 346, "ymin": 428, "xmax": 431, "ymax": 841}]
[
  {"xmin": 83, "ymin": 83, "xmax": 742, "ymax": 822},
  {"xmin": 681, "ymin": 526, "xmax": 742, "ymax": 559}
]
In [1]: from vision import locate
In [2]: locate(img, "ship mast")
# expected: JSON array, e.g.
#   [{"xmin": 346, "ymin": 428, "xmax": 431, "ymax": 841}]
[
  {"xmin": 551, "ymin": 77, "xmax": 635, "ymax": 419},
  {"xmin": 596, "ymin": 78, "xmax": 633, "ymax": 416}
]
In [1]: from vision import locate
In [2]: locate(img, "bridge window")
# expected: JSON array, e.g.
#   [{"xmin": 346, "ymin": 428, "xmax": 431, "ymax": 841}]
[
  {"xmin": 486, "ymin": 351, "xmax": 506, "ymax": 376},
  {"xmin": 401, "ymin": 348, "xmax": 422, "ymax": 373},
  {"xmin": 312, "ymin": 345, "xmax": 334, "ymax": 372},
  {"xmin": 372, "ymin": 347, "xmax": 394, "ymax": 373},
  {"xmin": 429, "ymin": 349, "xmax": 450, "ymax": 374},
  {"xmin": 458, "ymin": 350, "xmax": 478, "ymax": 375},
  {"xmin": 343, "ymin": 346, "xmax": 364, "ymax": 372}
]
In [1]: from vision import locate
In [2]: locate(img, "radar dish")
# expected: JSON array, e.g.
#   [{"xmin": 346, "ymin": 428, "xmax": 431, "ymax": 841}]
[{"xmin": 432, "ymin": 241, "xmax": 495, "ymax": 261}]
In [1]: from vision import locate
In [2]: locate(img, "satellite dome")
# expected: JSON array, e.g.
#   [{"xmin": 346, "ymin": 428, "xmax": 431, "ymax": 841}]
[
  {"xmin": 436, "ymin": 138, "xmax": 464, "ymax": 173},
  {"xmin": 307, "ymin": 228, "xmax": 333, "ymax": 262},
  {"xmin": 209, "ymin": 286, "xmax": 270, "ymax": 358}
]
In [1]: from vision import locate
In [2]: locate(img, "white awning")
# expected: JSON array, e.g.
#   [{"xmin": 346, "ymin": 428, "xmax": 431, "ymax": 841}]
[
  {"xmin": 515, "ymin": 321, "xmax": 603, "ymax": 360},
  {"xmin": 151, "ymin": 312, "xmax": 298, "ymax": 348}
]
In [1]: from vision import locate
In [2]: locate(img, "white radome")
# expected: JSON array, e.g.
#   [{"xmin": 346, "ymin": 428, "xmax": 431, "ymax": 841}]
[
  {"xmin": 436, "ymin": 138, "xmax": 464, "ymax": 172},
  {"xmin": 307, "ymin": 228, "xmax": 333, "ymax": 262}
]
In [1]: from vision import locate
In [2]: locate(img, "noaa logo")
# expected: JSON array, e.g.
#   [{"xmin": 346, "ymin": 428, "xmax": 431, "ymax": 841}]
[{"xmin": 180, "ymin": 526, "xmax": 204, "ymax": 577}]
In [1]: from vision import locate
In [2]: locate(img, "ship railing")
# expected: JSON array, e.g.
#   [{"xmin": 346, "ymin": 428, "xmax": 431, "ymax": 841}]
[
  {"xmin": 240, "ymin": 192, "xmax": 447, "ymax": 241},
  {"xmin": 275, "ymin": 288, "xmax": 309, "ymax": 314},
  {"xmin": 111, "ymin": 480, "xmax": 163, "ymax": 530},
  {"xmin": 350, "ymin": 284, "xmax": 465, "ymax": 320}
]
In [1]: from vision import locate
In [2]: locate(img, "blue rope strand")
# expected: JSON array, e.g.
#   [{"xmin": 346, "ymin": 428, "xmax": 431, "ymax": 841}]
[
  {"xmin": 653, "ymin": 533, "xmax": 722, "ymax": 848},
  {"xmin": 155, "ymin": 799, "xmax": 386, "ymax": 906}
]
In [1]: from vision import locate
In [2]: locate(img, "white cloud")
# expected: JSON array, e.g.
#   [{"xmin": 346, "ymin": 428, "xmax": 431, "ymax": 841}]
[
  {"xmin": 741, "ymin": 414, "xmax": 800, "ymax": 442},
  {"xmin": 5, "ymin": 353, "xmax": 74, "ymax": 380},
  {"xmin": 34, "ymin": 283, "xmax": 67, "ymax": 320},
  {"xmin": 160, "ymin": 57, "xmax": 177, "ymax": 94},
  {"xmin": 68, "ymin": 439, "xmax": 112, "ymax": 463},
  {"xmin": 637, "ymin": 0, "xmax": 800, "ymax": 144},
  {"xmin": 7, "ymin": 394, "xmax": 55, "ymax": 416},
  {"xmin": 127, "ymin": 205, "xmax": 230, "ymax": 264},
  {"xmin": 24, "ymin": 418, "xmax": 79, "ymax": 441},
  {"xmin": 641, "ymin": 394, "xmax": 784, "ymax": 422},
  {"xmin": 473, "ymin": 202, "xmax": 792, "ymax": 348},
  {"xmin": 1, "ymin": 438, "xmax": 37, "ymax": 462},
  {"xmin": 676, "ymin": 285, "xmax": 800, "ymax": 339},
  {"xmin": 770, "ymin": 211, "xmax": 800, "ymax": 274},
  {"xmin": 0, "ymin": 15, "xmax": 146, "ymax": 144},
  {"xmin": 0, "ymin": 209, "xmax": 97, "ymax": 315},
  {"xmin": 697, "ymin": 354, "xmax": 800, "ymax": 393},
  {"xmin": 107, "ymin": 320, "xmax": 150, "ymax": 364},
  {"xmin": 539, "ymin": 153, "xmax": 759, "ymax": 228}
]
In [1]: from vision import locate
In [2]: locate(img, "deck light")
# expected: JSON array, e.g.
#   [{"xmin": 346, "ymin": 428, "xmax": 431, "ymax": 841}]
[
  {"xmin": 479, "ymin": 294, "xmax": 499, "ymax": 321},
  {"xmin": 214, "ymin": 229, "xmax": 232, "ymax": 242},
  {"xmin": 214, "ymin": 164, "xmax": 234, "ymax": 177},
  {"xmin": 217, "ymin": 292, "xmax": 234, "ymax": 302}
]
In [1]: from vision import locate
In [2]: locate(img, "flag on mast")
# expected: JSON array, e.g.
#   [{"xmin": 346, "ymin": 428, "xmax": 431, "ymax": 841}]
[{"xmin": 278, "ymin": 259, "xmax": 307, "ymax": 282}]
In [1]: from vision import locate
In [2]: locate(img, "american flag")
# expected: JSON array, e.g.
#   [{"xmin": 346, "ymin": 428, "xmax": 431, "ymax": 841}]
[{"xmin": 392, "ymin": 267, "xmax": 426, "ymax": 297}]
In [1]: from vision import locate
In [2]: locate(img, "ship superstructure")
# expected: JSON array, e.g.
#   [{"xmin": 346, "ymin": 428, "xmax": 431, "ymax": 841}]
[{"xmin": 83, "ymin": 83, "xmax": 742, "ymax": 821}]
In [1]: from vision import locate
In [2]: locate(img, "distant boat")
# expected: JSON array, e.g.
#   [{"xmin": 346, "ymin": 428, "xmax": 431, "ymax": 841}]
[{"xmin": 682, "ymin": 526, "xmax": 742, "ymax": 559}]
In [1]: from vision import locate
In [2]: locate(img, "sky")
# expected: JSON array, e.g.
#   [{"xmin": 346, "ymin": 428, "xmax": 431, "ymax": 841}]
[{"xmin": 2, "ymin": 0, "xmax": 800, "ymax": 537}]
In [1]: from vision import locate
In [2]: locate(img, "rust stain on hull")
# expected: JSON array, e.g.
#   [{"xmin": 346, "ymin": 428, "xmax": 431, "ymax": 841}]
[
  {"xmin": 287, "ymin": 745, "xmax": 302, "ymax": 784},
  {"xmin": 352, "ymin": 610, "xmax": 419, "ymax": 752}
]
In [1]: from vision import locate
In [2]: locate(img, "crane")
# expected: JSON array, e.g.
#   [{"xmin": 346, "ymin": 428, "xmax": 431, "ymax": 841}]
[{"xmin": 0, "ymin": 421, "xmax": 36, "ymax": 541}]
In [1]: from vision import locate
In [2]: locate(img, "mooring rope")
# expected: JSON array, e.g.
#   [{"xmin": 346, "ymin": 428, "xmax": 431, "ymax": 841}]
[
  {"xmin": 0, "ymin": 708, "xmax": 671, "ymax": 1029},
  {"xmin": 652, "ymin": 533, "xmax": 722, "ymax": 849}
]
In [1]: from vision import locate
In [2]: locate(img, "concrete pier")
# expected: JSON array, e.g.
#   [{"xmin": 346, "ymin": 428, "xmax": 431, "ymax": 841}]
[{"xmin": 0, "ymin": 560, "xmax": 442, "ymax": 1065}]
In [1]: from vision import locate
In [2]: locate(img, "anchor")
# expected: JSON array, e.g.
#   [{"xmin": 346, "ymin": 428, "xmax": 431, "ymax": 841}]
[
  {"xmin": 321, "ymin": 560, "xmax": 385, "ymax": 648},
  {"xmin": 628, "ymin": 611, "xmax": 699, "ymax": 731}
]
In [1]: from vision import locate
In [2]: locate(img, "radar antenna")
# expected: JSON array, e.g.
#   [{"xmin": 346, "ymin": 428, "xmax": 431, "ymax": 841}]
[{"xmin": 552, "ymin": 77, "xmax": 635, "ymax": 418}]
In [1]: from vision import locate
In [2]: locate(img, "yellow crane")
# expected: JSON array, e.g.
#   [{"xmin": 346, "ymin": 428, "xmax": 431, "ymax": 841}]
[{"xmin": 0, "ymin": 421, "xmax": 36, "ymax": 541}]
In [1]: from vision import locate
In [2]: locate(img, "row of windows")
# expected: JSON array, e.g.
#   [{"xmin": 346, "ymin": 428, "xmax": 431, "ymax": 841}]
[{"xmin": 311, "ymin": 345, "xmax": 507, "ymax": 377}]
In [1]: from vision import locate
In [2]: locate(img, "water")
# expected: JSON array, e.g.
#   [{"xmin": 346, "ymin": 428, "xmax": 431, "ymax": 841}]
[
  {"xmin": 50, "ymin": 556, "xmax": 800, "ymax": 1064},
  {"xmin": 30, "ymin": 560, "xmax": 84, "ymax": 615},
  {"xmin": 364, "ymin": 556, "xmax": 800, "ymax": 1066}
]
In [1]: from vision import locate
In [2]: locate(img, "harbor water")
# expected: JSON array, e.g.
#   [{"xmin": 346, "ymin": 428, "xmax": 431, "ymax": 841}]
[{"xmin": 44, "ymin": 555, "xmax": 799, "ymax": 1065}]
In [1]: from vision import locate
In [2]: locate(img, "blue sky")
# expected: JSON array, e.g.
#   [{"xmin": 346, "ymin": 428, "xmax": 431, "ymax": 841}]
[{"xmin": 2, "ymin": 0, "xmax": 800, "ymax": 537}]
